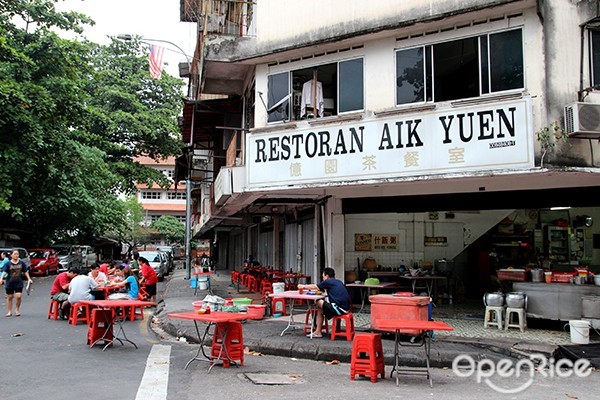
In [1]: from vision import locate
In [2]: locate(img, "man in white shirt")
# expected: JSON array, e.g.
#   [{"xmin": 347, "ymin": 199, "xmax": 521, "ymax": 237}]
[
  {"xmin": 68, "ymin": 270, "xmax": 98, "ymax": 305},
  {"xmin": 88, "ymin": 262, "xmax": 107, "ymax": 285}
]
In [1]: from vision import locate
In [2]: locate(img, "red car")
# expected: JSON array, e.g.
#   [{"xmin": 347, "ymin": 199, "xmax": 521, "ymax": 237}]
[{"xmin": 28, "ymin": 248, "xmax": 60, "ymax": 276}]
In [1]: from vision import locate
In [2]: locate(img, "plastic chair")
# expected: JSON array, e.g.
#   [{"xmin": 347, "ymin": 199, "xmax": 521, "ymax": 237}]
[
  {"xmin": 350, "ymin": 333, "xmax": 385, "ymax": 382},
  {"xmin": 303, "ymin": 308, "xmax": 329, "ymax": 334},
  {"xmin": 483, "ymin": 306, "xmax": 504, "ymax": 330},
  {"xmin": 330, "ymin": 313, "xmax": 355, "ymax": 341},
  {"xmin": 48, "ymin": 299, "xmax": 60, "ymax": 320},
  {"xmin": 505, "ymin": 307, "xmax": 527, "ymax": 332},
  {"xmin": 211, "ymin": 322, "xmax": 244, "ymax": 368},
  {"xmin": 69, "ymin": 302, "xmax": 90, "ymax": 326},
  {"xmin": 87, "ymin": 308, "xmax": 114, "ymax": 347}
]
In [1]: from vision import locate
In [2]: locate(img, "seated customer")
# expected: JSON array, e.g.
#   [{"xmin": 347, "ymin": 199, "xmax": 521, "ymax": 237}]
[
  {"xmin": 50, "ymin": 267, "xmax": 78, "ymax": 319},
  {"xmin": 88, "ymin": 262, "xmax": 108, "ymax": 285},
  {"xmin": 298, "ymin": 267, "xmax": 351, "ymax": 338},
  {"xmin": 68, "ymin": 269, "xmax": 98, "ymax": 305},
  {"xmin": 108, "ymin": 267, "xmax": 139, "ymax": 300}
]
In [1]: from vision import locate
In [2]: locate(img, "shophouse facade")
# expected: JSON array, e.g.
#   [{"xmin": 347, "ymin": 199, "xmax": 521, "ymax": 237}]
[
  {"xmin": 135, "ymin": 156, "xmax": 186, "ymax": 247},
  {"xmin": 180, "ymin": 0, "xmax": 600, "ymax": 303}
]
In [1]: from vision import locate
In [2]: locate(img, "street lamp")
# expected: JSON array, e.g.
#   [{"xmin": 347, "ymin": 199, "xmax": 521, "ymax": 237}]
[
  {"xmin": 117, "ymin": 33, "xmax": 196, "ymax": 280},
  {"xmin": 116, "ymin": 34, "xmax": 194, "ymax": 96}
]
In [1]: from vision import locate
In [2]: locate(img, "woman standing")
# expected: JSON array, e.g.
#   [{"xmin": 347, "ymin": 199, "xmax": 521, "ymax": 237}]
[
  {"xmin": 138, "ymin": 256, "xmax": 157, "ymax": 304},
  {"xmin": 0, "ymin": 249, "xmax": 33, "ymax": 317}
]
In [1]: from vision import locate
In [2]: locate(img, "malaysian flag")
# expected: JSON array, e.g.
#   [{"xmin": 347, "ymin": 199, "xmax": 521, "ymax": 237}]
[{"xmin": 148, "ymin": 45, "xmax": 165, "ymax": 79}]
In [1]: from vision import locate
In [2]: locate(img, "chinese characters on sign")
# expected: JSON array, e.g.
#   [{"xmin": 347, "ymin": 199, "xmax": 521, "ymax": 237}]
[{"xmin": 355, "ymin": 233, "xmax": 399, "ymax": 251}]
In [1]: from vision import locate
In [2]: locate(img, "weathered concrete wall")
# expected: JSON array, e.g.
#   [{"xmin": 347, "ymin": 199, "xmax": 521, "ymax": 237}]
[
  {"xmin": 255, "ymin": 0, "xmax": 522, "ymax": 47},
  {"xmin": 538, "ymin": 0, "xmax": 599, "ymax": 167}
]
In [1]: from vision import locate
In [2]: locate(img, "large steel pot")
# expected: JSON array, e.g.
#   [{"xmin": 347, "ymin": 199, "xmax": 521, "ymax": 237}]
[
  {"xmin": 531, "ymin": 269, "xmax": 544, "ymax": 283},
  {"xmin": 505, "ymin": 292, "xmax": 527, "ymax": 308},
  {"xmin": 483, "ymin": 292, "xmax": 505, "ymax": 307}
]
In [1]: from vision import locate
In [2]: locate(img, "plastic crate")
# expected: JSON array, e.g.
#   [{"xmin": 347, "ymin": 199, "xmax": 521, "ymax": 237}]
[
  {"xmin": 551, "ymin": 272, "xmax": 574, "ymax": 283},
  {"xmin": 497, "ymin": 269, "xmax": 527, "ymax": 282}
]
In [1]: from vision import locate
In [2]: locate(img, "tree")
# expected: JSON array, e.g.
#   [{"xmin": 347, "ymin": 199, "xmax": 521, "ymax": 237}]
[
  {"xmin": 0, "ymin": 1, "xmax": 185, "ymax": 244},
  {"xmin": 105, "ymin": 195, "xmax": 151, "ymax": 254},
  {"xmin": 151, "ymin": 215, "xmax": 185, "ymax": 245}
]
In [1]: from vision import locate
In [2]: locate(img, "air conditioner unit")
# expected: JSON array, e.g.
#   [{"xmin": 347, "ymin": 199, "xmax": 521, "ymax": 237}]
[{"xmin": 564, "ymin": 102, "xmax": 600, "ymax": 138}]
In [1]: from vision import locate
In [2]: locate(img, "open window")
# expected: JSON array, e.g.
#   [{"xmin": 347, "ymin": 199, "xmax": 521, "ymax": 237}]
[
  {"xmin": 396, "ymin": 28, "xmax": 524, "ymax": 105},
  {"xmin": 267, "ymin": 58, "xmax": 364, "ymax": 123}
]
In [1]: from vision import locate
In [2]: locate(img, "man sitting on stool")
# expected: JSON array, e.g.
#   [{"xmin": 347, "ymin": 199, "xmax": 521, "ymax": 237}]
[{"xmin": 298, "ymin": 267, "xmax": 350, "ymax": 338}]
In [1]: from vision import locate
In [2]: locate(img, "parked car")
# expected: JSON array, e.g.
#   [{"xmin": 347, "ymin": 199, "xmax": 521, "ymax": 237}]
[
  {"xmin": 80, "ymin": 245, "xmax": 97, "ymax": 271},
  {"xmin": 156, "ymin": 247, "xmax": 175, "ymax": 271},
  {"xmin": 138, "ymin": 251, "xmax": 167, "ymax": 281},
  {"xmin": 0, "ymin": 247, "xmax": 31, "ymax": 269},
  {"xmin": 157, "ymin": 250, "xmax": 171, "ymax": 275},
  {"xmin": 28, "ymin": 248, "xmax": 59, "ymax": 276},
  {"xmin": 51, "ymin": 244, "xmax": 82, "ymax": 272}
]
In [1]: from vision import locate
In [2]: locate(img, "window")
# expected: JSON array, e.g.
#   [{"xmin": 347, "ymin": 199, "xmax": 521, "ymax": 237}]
[
  {"xmin": 267, "ymin": 57, "xmax": 364, "ymax": 123},
  {"xmin": 590, "ymin": 30, "xmax": 600, "ymax": 87},
  {"xmin": 396, "ymin": 28, "xmax": 523, "ymax": 105},
  {"xmin": 142, "ymin": 192, "xmax": 161, "ymax": 200},
  {"xmin": 167, "ymin": 192, "xmax": 185, "ymax": 200}
]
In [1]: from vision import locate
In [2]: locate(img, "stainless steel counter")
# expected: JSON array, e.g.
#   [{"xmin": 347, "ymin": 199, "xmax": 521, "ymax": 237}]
[{"xmin": 513, "ymin": 282, "xmax": 600, "ymax": 321}]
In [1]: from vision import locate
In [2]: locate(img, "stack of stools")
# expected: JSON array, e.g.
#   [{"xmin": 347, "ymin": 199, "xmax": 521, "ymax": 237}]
[
  {"xmin": 87, "ymin": 308, "xmax": 113, "ymax": 347},
  {"xmin": 330, "ymin": 313, "xmax": 355, "ymax": 341},
  {"xmin": 211, "ymin": 322, "xmax": 244, "ymax": 368},
  {"xmin": 69, "ymin": 302, "xmax": 90, "ymax": 326},
  {"xmin": 48, "ymin": 299, "xmax": 60, "ymax": 320},
  {"xmin": 271, "ymin": 297, "xmax": 287, "ymax": 316},
  {"xmin": 350, "ymin": 333, "xmax": 385, "ymax": 382},
  {"xmin": 303, "ymin": 308, "xmax": 329, "ymax": 334}
]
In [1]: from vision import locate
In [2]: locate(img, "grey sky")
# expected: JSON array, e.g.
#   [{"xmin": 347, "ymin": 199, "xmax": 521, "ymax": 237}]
[{"xmin": 54, "ymin": 0, "xmax": 197, "ymax": 78}]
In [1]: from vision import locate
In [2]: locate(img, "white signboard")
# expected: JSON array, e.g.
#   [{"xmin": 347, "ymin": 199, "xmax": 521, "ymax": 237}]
[{"xmin": 247, "ymin": 98, "xmax": 533, "ymax": 188}]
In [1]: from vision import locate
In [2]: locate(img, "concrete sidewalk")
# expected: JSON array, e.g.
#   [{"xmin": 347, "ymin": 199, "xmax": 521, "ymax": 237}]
[{"xmin": 154, "ymin": 268, "xmax": 563, "ymax": 367}]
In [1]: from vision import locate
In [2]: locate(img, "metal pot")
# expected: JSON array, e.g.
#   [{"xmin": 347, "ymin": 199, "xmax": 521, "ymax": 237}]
[
  {"xmin": 505, "ymin": 292, "xmax": 527, "ymax": 308},
  {"xmin": 483, "ymin": 292, "xmax": 504, "ymax": 307},
  {"xmin": 531, "ymin": 269, "xmax": 544, "ymax": 283}
]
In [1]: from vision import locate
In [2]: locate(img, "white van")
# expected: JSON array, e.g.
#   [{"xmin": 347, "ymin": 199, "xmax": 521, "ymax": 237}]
[{"xmin": 80, "ymin": 246, "xmax": 97, "ymax": 271}]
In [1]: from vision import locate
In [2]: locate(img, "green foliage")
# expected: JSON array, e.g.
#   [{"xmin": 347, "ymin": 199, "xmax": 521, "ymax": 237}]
[
  {"xmin": 151, "ymin": 216, "xmax": 185, "ymax": 245},
  {"xmin": 0, "ymin": 1, "xmax": 185, "ymax": 244},
  {"xmin": 535, "ymin": 120, "xmax": 568, "ymax": 167}
]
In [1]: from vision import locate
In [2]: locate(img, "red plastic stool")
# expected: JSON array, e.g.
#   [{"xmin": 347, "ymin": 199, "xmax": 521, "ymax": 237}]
[
  {"xmin": 350, "ymin": 333, "xmax": 385, "ymax": 382},
  {"xmin": 211, "ymin": 322, "xmax": 244, "ymax": 368},
  {"xmin": 48, "ymin": 299, "xmax": 60, "ymax": 320},
  {"xmin": 69, "ymin": 302, "xmax": 90, "ymax": 326},
  {"xmin": 87, "ymin": 308, "xmax": 114, "ymax": 347},
  {"xmin": 330, "ymin": 313, "xmax": 355, "ymax": 341},
  {"xmin": 303, "ymin": 308, "xmax": 329, "ymax": 334},
  {"xmin": 271, "ymin": 297, "xmax": 287, "ymax": 316}
]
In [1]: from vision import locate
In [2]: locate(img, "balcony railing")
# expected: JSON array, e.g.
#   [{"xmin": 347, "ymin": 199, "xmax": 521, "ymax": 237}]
[{"xmin": 181, "ymin": 0, "xmax": 254, "ymax": 37}]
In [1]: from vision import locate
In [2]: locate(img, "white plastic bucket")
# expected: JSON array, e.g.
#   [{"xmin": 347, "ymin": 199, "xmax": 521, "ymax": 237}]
[
  {"xmin": 273, "ymin": 282, "xmax": 285, "ymax": 293},
  {"xmin": 569, "ymin": 320, "xmax": 591, "ymax": 344}
]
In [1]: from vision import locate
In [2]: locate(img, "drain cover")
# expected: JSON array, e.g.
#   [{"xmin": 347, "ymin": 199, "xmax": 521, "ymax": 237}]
[{"xmin": 244, "ymin": 373, "xmax": 300, "ymax": 385}]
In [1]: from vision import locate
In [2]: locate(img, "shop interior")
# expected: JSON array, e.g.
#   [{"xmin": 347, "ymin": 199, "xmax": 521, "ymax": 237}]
[{"xmin": 344, "ymin": 206, "xmax": 600, "ymax": 303}]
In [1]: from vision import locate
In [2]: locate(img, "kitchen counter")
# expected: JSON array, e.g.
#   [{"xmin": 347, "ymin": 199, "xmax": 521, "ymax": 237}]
[{"xmin": 513, "ymin": 282, "xmax": 600, "ymax": 321}]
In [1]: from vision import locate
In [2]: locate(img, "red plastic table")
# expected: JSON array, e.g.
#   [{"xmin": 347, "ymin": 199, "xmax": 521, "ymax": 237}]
[
  {"xmin": 80, "ymin": 299, "xmax": 156, "ymax": 351},
  {"xmin": 375, "ymin": 319, "xmax": 454, "ymax": 387},
  {"xmin": 168, "ymin": 311, "xmax": 250, "ymax": 372},
  {"xmin": 268, "ymin": 290, "xmax": 325, "ymax": 338}
]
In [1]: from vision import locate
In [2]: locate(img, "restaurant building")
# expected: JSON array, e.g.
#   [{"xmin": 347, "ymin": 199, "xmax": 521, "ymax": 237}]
[{"xmin": 178, "ymin": 0, "xmax": 600, "ymax": 311}]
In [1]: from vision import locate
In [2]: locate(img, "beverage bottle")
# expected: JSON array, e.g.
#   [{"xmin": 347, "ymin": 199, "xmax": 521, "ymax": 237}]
[{"xmin": 206, "ymin": 305, "xmax": 211, "ymax": 314}]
